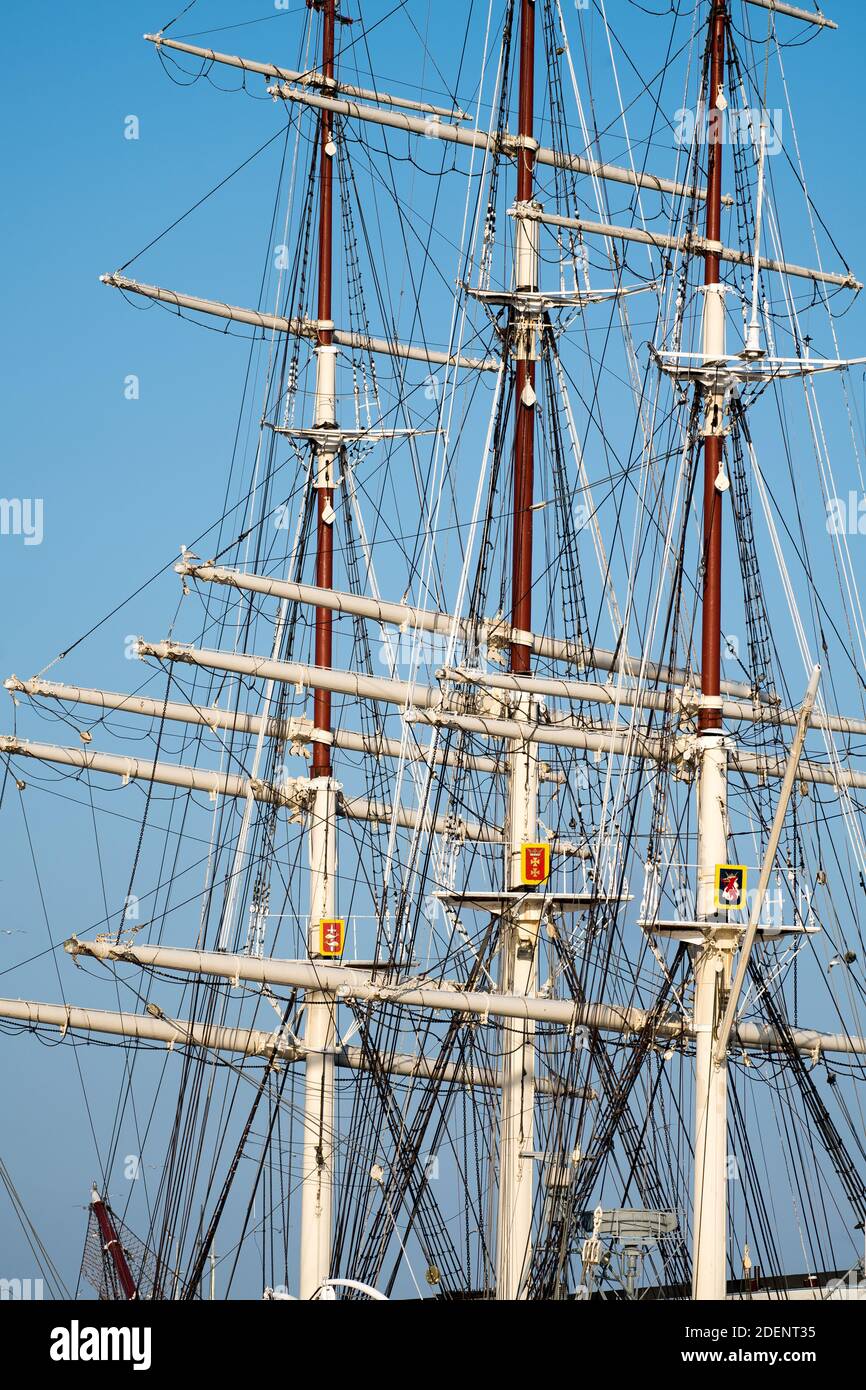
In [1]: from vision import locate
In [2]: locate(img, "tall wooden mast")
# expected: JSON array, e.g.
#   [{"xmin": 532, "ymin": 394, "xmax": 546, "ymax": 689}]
[
  {"xmin": 300, "ymin": 0, "xmax": 339, "ymax": 1301},
  {"xmin": 497, "ymin": 0, "xmax": 541, "ymax": 1301},
  {"xmin": 510, "ymin": 0, "xmax": 537, "ymax": 679},
  {"xmin": 699, "ymin": 0, "xmax": 727, "ymax": 740},
  {"xmin": 692, "ymin": 0, "xmax": 733, "ymax": 1302},
  {"xmin": 313, "ymin": 0, "xmax": 337, "ymax": 779}
]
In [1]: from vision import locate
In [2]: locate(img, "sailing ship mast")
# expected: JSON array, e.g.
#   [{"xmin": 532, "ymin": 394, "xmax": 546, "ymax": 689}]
[
  {"xmin": 498, "ymin": 0, "xmax": 540, "ymax": 1302},
  {"xmin": 692, "ymin": 0, "xmax": 731, "ymax": 1303},
  {"xmin": 688, "ymin": 0, "xmax": 844, "ymax": 1300},
  {"xmin": 301, "ymin": 0, "xmax": 339, "ymax": 1303}
]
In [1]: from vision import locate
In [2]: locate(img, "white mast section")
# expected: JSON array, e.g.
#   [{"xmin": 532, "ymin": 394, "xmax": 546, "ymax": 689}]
[
  {"xmin": 497, "ymin": 691, "xmax": 539, "ymax": 1300},
  {"xmin": 300, "ymin": 777, "xmax": 338, "ymax": 1299},
  {"xmin": 692, "ymin": 724, "xmax": 732, "ymax": 1301},
  {"xmin": 745, "ymin": 117, "xmax": 769, "ymax": 357}
]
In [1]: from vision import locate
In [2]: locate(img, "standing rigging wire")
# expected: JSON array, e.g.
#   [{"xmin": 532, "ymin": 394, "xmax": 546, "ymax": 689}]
[
  {"xmin": 726, "ymin": 1076, "xmax": 789, "ymax": 1293},
  {"xmin": 136, "ymin": 492, "xmax": 319, "ymax": 1284},
  {"xmin": 1, "ymin": 105, "xmax": 326, "ymax": 1262},
  {"xmin": 0, "ymin": 1156, "xmax": 71, "ymax": 1300},
  {"xmin": 158, "ymin": 0, "xmax": 198, "ymax": 36},
  {"xmin": 15, "ymin": 790, "xmax": 107, "ymax": 1184},
  {"xmin": 341, "ymin": 922, "xmax": 505, "ymax": 1295},
  {"xmin": 99, "ymin": 16, "xmax": 325, "ymax": 1279},
  {"xmin": 175, "ymin": 989, "xmax": 299, "ymax": 1300}
]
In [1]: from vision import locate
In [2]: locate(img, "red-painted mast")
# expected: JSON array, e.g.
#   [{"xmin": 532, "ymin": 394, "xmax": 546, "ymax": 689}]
[
  {"xmin": 312, "ymin": 0, "xmax": 337, "ymax": 776},
  {"xmin": 510, "ymin": 0, "xmax": 537, "ymax": 676},
  {"xmin": 91, "ymin": 1187, "xmax": 138, "ymax": 1300},
  {"xmin": 699, "ymin": 0, "xmax": 727, "ymax": 734}
]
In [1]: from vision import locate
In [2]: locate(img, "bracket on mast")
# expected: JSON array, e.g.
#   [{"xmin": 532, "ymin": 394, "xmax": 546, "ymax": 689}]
[
  {"xmin": 435, "ymin": 889, "xmax": 632, "ymax": 915},
  {"xmin": 464, "ymin": 281, "xmax": 656, "ymax": 317},
  {"xmin": 640, "ymin": 917, "xmax": 818, "ymax": 946},
  {"xmin": 652, "ymin": 345, "xmax": 866, "ymax": 388},
  {"xmin": 266, "ymin": 424, "xmax": 431, "ymax": 448}
]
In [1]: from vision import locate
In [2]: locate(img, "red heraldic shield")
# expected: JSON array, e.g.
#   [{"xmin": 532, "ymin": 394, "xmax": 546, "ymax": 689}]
[
  {"xmin": 319, "ymin": 918, "xmax": 345, "ymax": 957},
  {"xmin": 714, "ymin": 865, "xmax": 747, "ymax": 911},
  {"xmin": 520, "ymin": 842, "xmax": 550, "ymax": 887}
]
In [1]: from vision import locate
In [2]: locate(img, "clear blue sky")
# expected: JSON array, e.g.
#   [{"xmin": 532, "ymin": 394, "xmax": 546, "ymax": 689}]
[{"xmin": 2, "ymin": 1, "xmax": 866, "ymax": 1298}]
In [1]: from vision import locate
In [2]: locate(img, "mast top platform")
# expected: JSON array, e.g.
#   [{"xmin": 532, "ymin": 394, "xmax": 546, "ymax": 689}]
[
  {"xmin": 639, "ymin": 918, "xmax": 818, "ymax": 946},
  {"xmin": 436, "ymin": 889, "xmax": 633, "ymax": 915}
]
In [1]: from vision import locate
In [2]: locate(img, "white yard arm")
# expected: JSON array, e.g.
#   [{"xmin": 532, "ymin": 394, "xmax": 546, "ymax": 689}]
[
  {"xmin": 0, "ymin": 997, "xmax": 590, "ymax": 1095},
  {"xmin": 513, "ymin": 207, "xmax": 858, "ymax": 290},
  {"xmin": 742, "ymin": 0, "xmax": 835, "ymax": 28},
  {"xmin": 0, "ymin": 735, "xmax": 500, "ymax": 842},
  {"xmin": 175, "ymin": 562, "xmax": 759, "ymax": 700},
  {"xmin": 142, "ymin": 34, "xmax": 711, "ymax": 201},
  {"xmin": 4, "ymin": 677, "xmax": 532, "ymax": 780},
  {"xmin": 144, "ymin": 34, "xmax": 472, "ymax": 118},
  {"xmin": 134, "ymin": 637, "xmax": 866, "ymax": 745},
  {"xmin": 100, "ymin": 274, "xmax": 498, "ymax": 372},
  {"xmin": 63, "ymin": 938, "xmax": 866, "ymax": 1057},
  {"xmin": 4, "ymin": 716, "xmax": 866, "ymax": 802},
  {"xmin": 268, "ymin": 84, "xmax": 717, "ymax": 203}
]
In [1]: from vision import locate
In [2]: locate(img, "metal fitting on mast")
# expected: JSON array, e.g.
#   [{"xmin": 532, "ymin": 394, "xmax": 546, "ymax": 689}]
[
  {"xmin": 313, "ymin": 341, "xmax": 339, "ymax": 428},
  {"xmin": 514, "ymin": 200, "xmax": 541, "ymax": 292}
]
